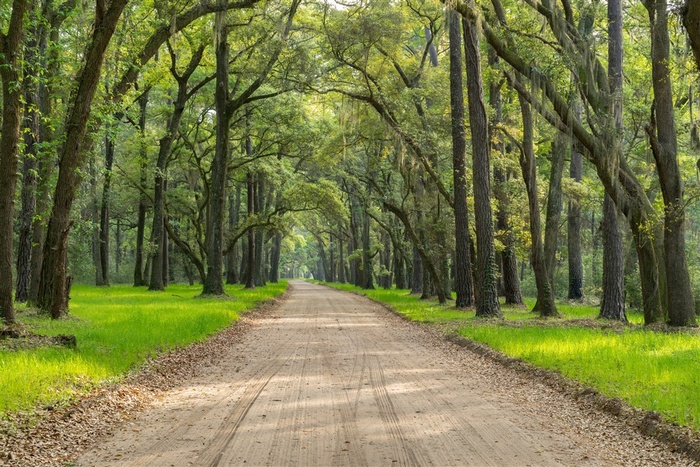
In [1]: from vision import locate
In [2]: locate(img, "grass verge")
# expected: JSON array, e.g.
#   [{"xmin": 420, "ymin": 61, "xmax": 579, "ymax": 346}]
[
  {"xmin": 0, "ymin": 281, "xmax": 287, "ymax": 415},
  {"xmin": 320, "ymin": 281, "xmax": 700, "ymax": 432}
]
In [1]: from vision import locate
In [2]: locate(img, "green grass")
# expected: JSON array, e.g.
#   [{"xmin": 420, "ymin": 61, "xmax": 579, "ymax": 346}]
[
  {"xmin": 459, "ymin": 325, "xmax": 700, "ymax": 430},
  {"xmin": 320, "ymin": 281, "xmax": 700, "ymax": 431},
  {"xmin": 0, "ymin": 282, "xmax": 287, "ymax": 415}
]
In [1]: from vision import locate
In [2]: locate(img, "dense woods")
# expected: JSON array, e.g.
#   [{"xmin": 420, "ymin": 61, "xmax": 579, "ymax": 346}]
[{"xmin": 2, "ymin": 0, "xmax": 700, "ymax": 327}]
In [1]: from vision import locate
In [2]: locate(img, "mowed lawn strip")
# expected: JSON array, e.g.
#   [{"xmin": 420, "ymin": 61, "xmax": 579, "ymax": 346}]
[
  {"xmin": 0, "ymin": 282, "xmax": 287, "ymax": 415},
  {"xmin": 320, "ymin": 281, "xmax": 700, "ymax": 431}
]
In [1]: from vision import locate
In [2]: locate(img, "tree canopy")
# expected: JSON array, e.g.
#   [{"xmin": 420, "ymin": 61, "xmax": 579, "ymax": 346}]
[{"xmin": 2, "ymin": 0, "xmax": 700, "ymax": 327}]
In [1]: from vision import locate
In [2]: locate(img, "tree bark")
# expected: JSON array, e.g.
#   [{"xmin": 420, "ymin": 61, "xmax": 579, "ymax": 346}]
[
  {"xmin": 338, "ymin": 225, "xmax": 346, "ymax": 283},
  {"xmin": 244, "ymin": 172, "xmax": 256, "ymax": 289},
  {"xmin": 644, "ymin": 0, "xmax": 696, "ymax": 326},
  {"xmin": 133, "ymin": 89, "xmax": 149, "ymax": 286},
  {"xmin": 567, "ymin": 137, "xmax": 584, "ymax": 300},
  {"xmin": 38, "ymin": 0, "xmax": 129, "ymax": 318},
  {"xmin": 16, "ymin": 3, "xmax": 39, "ymax": 303},
  {"xmin": 449, "ymin": 9, "xmax": 474, "ymax": 308},
  {"xmin": 269, "ymin": 233, "xmax": 282, "ymax": 283},
  {"xmin": 541, "ymin": 136, "xmax": 565, "ymax": 301},
  {"xmin": 599, "ymin": 0, "xmax": 626, "ymax": 321},
  {"xmin": 518, "ymin": 94, "xmax": 558, "ymax": 317},
  {"xmin": 682, "ymin": 0, "xmax": 700, "ymax": 72},
  {"xmin": 202, "ymin": 9, "xmax": 230, "ymax": 296},
  {"xmin": 489, "ymin": 49, "xmax": 521, "ymax": 306},
  {"xmin": 150, "ymin": 44, "xmax": 205, "ymax": 291},
  {"xmin": 470, "ymin": 0, "xmax": 665, "ymax": 323},
  {"xmin": 362, "ymin": 208, "xmax": 374, "ymax": 290},
  {"xmin": 226, "ymin": 188, "xmax": 240, "ymax": 284},
  {"xmin": 599, "ymin": 194, "xmax": 626, "ymax": 320},
  {"xmin": 0, "ymin": 0, "xmax": 27, "ymax": 324},
  {"xmin": 463, "ymin": 13, "xmax": 500, "ymax": 317},
  {"xmin": 98, "ymin": 126, "xmax": 115, "ymax": 286},
  {"xmin": 384, "ymin": 202, "xmax": 446, "ymax": 304}
]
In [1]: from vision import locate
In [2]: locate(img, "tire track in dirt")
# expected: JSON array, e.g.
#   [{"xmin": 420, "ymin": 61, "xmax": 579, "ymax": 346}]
[{"xmin": 75, "ymin": 281, "xmax": 693, "ymax": 466}]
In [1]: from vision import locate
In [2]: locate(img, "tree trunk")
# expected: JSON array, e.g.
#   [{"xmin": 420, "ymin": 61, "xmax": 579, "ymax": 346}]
[
  {"xmin": 133, "ymin": 89, "xmax": 149, "ymax": 286},
  {"xmin": 28, "ymin": 0, "xmax": 68, "ymax": 305},
  {"xmin": 362, "ymin": 209, "xmax": 374, "ymax": 290},
  {"xmin": 202, "ymin": 10, "xmax": 230, "ymax": 296},
  {"xmin": 244, "ymin": 172, "xmax": 256, "ymax": 289},
  {"xmin": 393, "ymin": 240, "xmax": 406, "ymax": 289},
  {"xmin": 682, "ymin": 0, "xmax": 700, "ymax": 72},
  {"xmin": 98, "ymin": 127, "xmax": 115, "ymax": 286},
  {"xmin": 532, "ymin": 136, "xmax": 564, "ymax": 314},
  {"xmin": 0, "ymin": 0, "xmax": 27, "ymax": 324},
  {"xmin": 253, "ymin": 176, "xmax": 266, "ymax": 287},
  {"xmin": 489, "ymin": 48, "xmax": 521, "ymax": 306},
  {"xmin": 599, "ymin": 0, "xmax": 626, "ymax": 321},
  {"xmin": 15, "ymin": 5, "xmax": 39, "ymax": 303},
  {"xmin": 411, "ymin": 242, "xmax": 423, "ymax": 294},
  {"xmin": 449, "ymin": 8, "xmax": 474, "ymax": 308},
  {"xmin": 463, "ymin": 13, "xmax": 500, "ymax": 317},
  {"xmin": 599, "ymin": 194, "xmax": 626, "ymax": 320},
  {"xmin": 91, "ymin": 157, "xmax": 104, "ymax": 286},
  {"xmin": 567, "ymin": 138, "xmax": 584, "ymax": 300},
  {"xmin": 518, "ymin": 94, "xmax": 558, "ymax": 317},
  {"xmin": 38, "ymin": 0, "xmax": 129, "ymax": 317},
  {"xmin": 150, "ymin": 45, "xmax": 204, "ymax": 291},
  {"xmin": 384, "ymin": 202, "xmax": 446, "ymax": 304},
  {"xmin": 115, "ymin": 218, "xmax": 122, "ymax": 276},
  {"xmin": 338, "ymin": 225, "xmax": 346, "ymax": 283},
  {"xmin": 226, "ymin": 188, "xmax": 240, "ymax": 285},
  {"xmin": 645, "ymin": 0, "xmax": 696, "ymax": 326},
  {"xmin": 269, "ymin": 233, "xmax": 281, "ymax": 283}
]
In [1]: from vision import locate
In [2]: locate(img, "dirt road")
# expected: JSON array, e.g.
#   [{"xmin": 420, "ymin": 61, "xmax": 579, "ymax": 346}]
[{"xmin": 75, "ymin": 281, "xmax": 689, "ymax": 466}]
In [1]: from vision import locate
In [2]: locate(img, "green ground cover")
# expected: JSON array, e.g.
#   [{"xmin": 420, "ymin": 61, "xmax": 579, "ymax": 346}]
[
  {"xmin": 0, "ymin": 282, "xmax": 287, "ymax": 415},
  {"xmin": 321, "ymin": 281, "xmax": 700, "ymax": 431}
]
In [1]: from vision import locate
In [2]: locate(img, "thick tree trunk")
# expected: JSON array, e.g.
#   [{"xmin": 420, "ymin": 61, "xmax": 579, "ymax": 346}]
[
  {"xmin": 682, "ymin": 0, "xmax": 700, "ymax": 72},
  {"xmin": 202, "ymin": 11, "xmax": 230, "ymax": 296},
  {"xmin": 518, "ymin": 95, "xmax": 558, "ymax": 317},
  {"xmin": 0, "ymin": 0, "xmax": 27, "ymax": 324},
  {"xmin": 463, "ymin": 14, "xmax": 500, "ymax": 317},
  {"xmin": 532, "ymin": 136, "xmax": 565, "ymax": 313},
  {"xmin": 645, "ymin": 0, "xmax": 696, "ymax": 326},
  {"xmin": 543, "ymin": 137, "xmax": 565, "ymax": 295},
  {"xmin": 599, "ymin": 194, "xmax": 626, "ymax": 320},
  {"xmin": 599, "ymin": 0, "xmax": 626, "ymax": 321},
  {"xmin": 38, "ymin": 0, "xmax": 129, "ymax": 317},
  {"xmin": 472, "ymin": 0, "xmax": 665, "ymax": 324},
  {"xmin": 28, "ymin": 0, "xmax": 67, "ymax": 305},
  {"xmin": 16, "ymin": 6, "xmax": 39, "ymax": 303},
  {"xmin": 16, "ymin": 125, "xmax": 37, "ymax": 302},
  {"xmin": 489, "ymin": 49, "xmax": 521, "ymax": 306},
  {"xmin": 449, "ymin": 9, "xmax": 474, "ymax": 308}
]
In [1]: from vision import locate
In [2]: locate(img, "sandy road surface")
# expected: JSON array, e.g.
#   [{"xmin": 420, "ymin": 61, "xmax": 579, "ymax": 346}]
[{"xmin": 76, "ymin": 281, "xmax": 689, "ymax": 466}]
